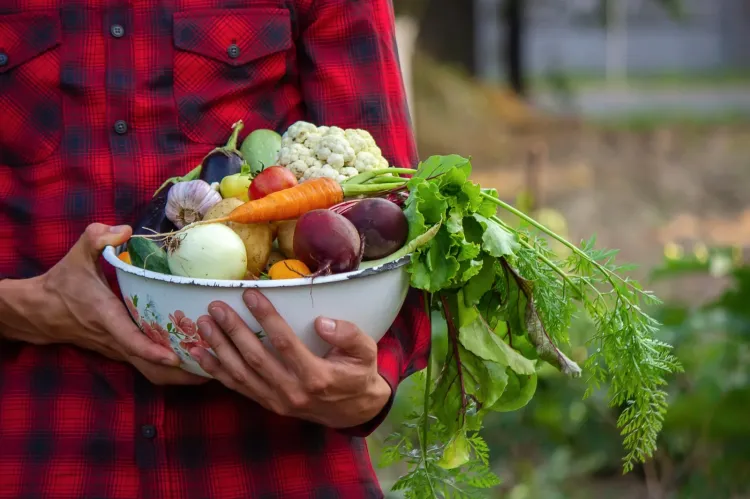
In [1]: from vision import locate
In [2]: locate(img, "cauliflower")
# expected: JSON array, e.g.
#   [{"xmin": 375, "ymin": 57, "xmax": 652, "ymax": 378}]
[{"xmin": 275, "ymin": 120, "xmax": 392, "ymax": 182}]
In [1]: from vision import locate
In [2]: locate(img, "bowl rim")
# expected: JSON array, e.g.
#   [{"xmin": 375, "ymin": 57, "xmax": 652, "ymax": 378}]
[{"xmin": 102, "ymin": 245, "xmax": 411, "ymax": 288}]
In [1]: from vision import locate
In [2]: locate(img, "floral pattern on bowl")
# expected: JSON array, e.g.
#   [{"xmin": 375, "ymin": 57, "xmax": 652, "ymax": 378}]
[{"xmin": 124, "ymin": 294, "xmax": 266, "ymax": 377}]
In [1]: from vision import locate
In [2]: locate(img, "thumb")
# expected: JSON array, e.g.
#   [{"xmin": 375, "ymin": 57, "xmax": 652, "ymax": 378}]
[
  {"xmin": 315, "ymin": 317, "xmax": 376, "ymax": 364},
  {"xmin": 76, "ymin": 223, "xmax": 133, "ymax": 262}
]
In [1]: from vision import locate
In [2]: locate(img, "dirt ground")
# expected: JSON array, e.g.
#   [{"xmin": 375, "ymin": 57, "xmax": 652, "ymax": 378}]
[{"xmin": 415, "ymin": 119, "xmax": 750, "ymax": 305}]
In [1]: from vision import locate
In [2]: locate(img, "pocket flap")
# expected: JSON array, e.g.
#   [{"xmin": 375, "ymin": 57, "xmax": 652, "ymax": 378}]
[
  {"xmin": 173, "ymin": 8, "xmax": 292, "ymax": 67},
  {"xmin": 0, "ymin": 13, "xmax": 61, "ymax": 74}
]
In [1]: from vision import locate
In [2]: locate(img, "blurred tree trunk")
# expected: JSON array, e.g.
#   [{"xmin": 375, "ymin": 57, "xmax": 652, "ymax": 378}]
[
  {"xmin": 504, "ymin": 0, "xmax": 526, "ymax": 97},
  {"xmin": 416, "ymin": 0, "xmax": 476, "ymax": 75}
]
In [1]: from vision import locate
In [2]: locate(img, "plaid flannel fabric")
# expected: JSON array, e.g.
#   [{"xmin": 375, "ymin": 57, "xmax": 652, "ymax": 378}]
[{"xmin": 0, "ymin": 0, "xmax": 430, "ymax": 496}]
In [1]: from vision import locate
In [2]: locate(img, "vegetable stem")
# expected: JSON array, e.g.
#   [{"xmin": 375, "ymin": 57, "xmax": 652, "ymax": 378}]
[
  {"xmin": 420, "ymin": 291, "xmax": 438, "ymax": 498},
  {"xmin": 153, "ymin": 164, "xmax": 202, "ymax": 197},
  {"xmin": 225, "ymin": 120, "xmax": 244, "ymax": 150},
  {"xmin": 344, "ymin": 168, "xmax": 415, "ymax": 185},
  {"xmin": 482, "ymin": 192, "xmax": 637, "ymax": 300},
  {"xmin": 341, "ymin": 182, "xmax": 407, "ymax": 197}
]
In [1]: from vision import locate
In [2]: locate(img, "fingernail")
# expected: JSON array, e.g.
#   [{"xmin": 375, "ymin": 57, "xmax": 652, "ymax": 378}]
[
  {"xmin": 244, "ymin": 290, "xmax": 258, "ymax": 309},
  {"xmin": 319, "ymin": 318, "xmax": 336, "ymax": 333},
  {"xmin": 110, "ymin": 225, "xmax": 128, "ymax": 233},
  {"xmin": 198, "ymin": 320, "xmax": 213, "ymax": 339},
  {"xmin": 209, "ymin": 306, "xmax": 225, "ymax": 323},
  {"xmin": 162, "ymin": 356, "xmax": 178, "ymax": 366}
]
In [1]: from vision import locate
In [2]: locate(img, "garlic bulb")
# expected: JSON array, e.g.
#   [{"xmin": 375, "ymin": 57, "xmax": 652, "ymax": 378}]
[{"xmin": 165, "ymin": 180, "xmax": 222, "ymax": 228}]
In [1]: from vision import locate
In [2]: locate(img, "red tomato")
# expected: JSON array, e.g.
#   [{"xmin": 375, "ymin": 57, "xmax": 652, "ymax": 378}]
[{"xmin": 248, "ymin": 166, "xmax": 298, "ymax": 200}]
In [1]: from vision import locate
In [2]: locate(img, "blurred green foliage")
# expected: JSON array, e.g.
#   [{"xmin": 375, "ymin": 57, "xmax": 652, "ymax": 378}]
[{"xmin": 374, "ymin": 246, "xmax": 750, "ymax": 497}]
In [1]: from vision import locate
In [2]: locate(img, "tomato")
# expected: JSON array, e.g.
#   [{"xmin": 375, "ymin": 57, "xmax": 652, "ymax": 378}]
[{"xmin": 249, "ymin": 166, "xmax": 298, "ymax": 200}]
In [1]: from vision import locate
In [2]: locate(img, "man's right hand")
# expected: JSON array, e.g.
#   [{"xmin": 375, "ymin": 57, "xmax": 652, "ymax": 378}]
[{"xmin": 0, "ymin": 223, "xmax": 207, "ymax": 386}]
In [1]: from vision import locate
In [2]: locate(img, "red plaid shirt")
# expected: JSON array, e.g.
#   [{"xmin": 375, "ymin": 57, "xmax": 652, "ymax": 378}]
[{"xmin": 0, "ymin": 1, "xmax": 430, "ymax": 497}]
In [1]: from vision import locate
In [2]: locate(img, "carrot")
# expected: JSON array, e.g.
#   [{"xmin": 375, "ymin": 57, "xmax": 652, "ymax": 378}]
[
  {"xmin": 133, "ymin": 171, "xmax": 409, "ymax": 241},
  {"xmin": 214, "ymin": 177, "xmax": 344, "ymax": 225}
]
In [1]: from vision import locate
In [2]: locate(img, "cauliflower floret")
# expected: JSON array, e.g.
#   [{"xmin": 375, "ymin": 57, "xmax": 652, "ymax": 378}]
[
  {"xmin": 284, "ymin": 121, "xmax": 318, "ymax": 144},
  {"xmin": 302, "ymin": 165, "xmax": 323, "ymax": 180},
  {"xmin": 377, "ymin": 155, "xmax": 390, "ymax": 169},
  {"xmin": 326, "ymin": 153, "xmax": 346, "ymax": 170},
  {"xmin": 344, "ymin": 129, "xmax": 370, "ymax": 154},
  {"xmin": 303, "ymin": 132, "xmax": 323, "ymax": 151},
  {"xmin": 277, "ymin": 143, "xmax": 312, "ymax": 166},
  {"xmin": 316, "ymin": 135, "xmax": 355, "ymax": 165},
  {"xmin": 280, "ymin": 136, "xmax": 295, "ymax": 148},
  {"xmin": 326, "ymin": 126, "xmax": 346, "ymax": 137},
  {"xmin": 320, "ymin": 165, "xmax": 340, "ymax": 179},
  {"xmin": 287, "ymin": 160, "xmax": 309, "ymax": 179},
  {"xmin": 352, "ymin": 151, "xmax": 379, "ymax": 173},
  {"xmin": 340, "ymin": 167, "xmax": 359, "ymax": 178}
]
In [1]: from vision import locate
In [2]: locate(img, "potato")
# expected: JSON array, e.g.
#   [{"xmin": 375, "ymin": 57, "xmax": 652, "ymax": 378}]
[
  {"xmin": 205, "ymin": 198, "xmax": 274, "ymax": 277},
  {"xmin": 265, "ymin": 250, "xmax": 286, "ymax": 271},
  {"xmin": 276, "ymin": 220, "xmax": 297, "ymax": 259}
]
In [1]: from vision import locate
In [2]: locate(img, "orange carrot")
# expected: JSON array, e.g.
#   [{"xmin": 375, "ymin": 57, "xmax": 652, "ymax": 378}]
[
  {"xmin": 132, "ymin": 173, "xmax": 408, "ymax": 241},
  {"xmin": 211, "ymin": 177, "xmax": 344, "ymax": 225}
]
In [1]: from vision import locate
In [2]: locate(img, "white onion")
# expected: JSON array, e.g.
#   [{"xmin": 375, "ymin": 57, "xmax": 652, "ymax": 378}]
[{"xmin": 167, "ymin": 223, "xmax": 247, "ymax": 280}]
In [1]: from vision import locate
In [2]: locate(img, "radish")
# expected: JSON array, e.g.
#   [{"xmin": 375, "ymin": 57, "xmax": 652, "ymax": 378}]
[
  {"xmin": 293, "ymin": 210, "xmax": 364, "ymax": 276},
  {"xmin": 335, "ymin": 198, "xmax": 408, "ymax": 260}
]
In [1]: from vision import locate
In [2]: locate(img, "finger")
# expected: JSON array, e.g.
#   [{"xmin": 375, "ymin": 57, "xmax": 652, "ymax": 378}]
[
  {"xmin": 99, "ymin": 297, "xmax": 181, "ymax": 367},
  {"xmin": 196, "ymin": 315, "xmax": 287, "ymax": 392},
  {"xmin": 76, "ymin": 223, "xmax": 133, "ymax": 263},
  {"xmin": 315, "ymin": 317, "xmax": 377, "ymax": 365},
  {"xmin": 241, "ymin": 290, "xmax": 323, "ymax": 378},
  {"xmin": 189, "ymin": 347, "xmax": 287, "ymax": 414}
]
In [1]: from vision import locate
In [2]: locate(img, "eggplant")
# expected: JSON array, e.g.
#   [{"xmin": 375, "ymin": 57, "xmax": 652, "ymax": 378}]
[
  {"xmin": 130, "ymin": 121, "xmax": 246, "ymax": 242},
  {"xmin": 132, "ymin": 184, "xmax": 177, "ymax": 243},
  {"xmin": 198, "ymin": 120, "xmax": 246, "ymax": 184}
]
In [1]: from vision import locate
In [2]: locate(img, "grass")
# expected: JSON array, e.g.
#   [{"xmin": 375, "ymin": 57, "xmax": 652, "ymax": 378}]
[
  {"xmin": 532, "ymin": 69, "xmax": 750, "ymax": 92},
  {"xmin": 588, "ymin": 110, "xmax": 750, "ymax": 132}
]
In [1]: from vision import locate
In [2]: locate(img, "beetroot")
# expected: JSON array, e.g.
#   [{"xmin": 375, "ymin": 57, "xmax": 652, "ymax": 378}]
[
  {"xmin": 340, "ymin": 198, "xmax": 408, "ymax": 260},
  {"xmin": 293, "ymin": 210, "xmax": 364, "ymax": 275}
]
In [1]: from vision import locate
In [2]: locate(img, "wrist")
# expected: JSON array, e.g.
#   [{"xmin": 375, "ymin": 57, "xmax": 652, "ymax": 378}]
[{"xmin": 367, "ymin": 373, "xmax": 393, "ymax": 419}]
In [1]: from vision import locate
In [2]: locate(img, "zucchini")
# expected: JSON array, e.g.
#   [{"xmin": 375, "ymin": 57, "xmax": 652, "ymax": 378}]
[{"xmin": 126, "ymin": 238, "xmax": 171, "ymax": 275}]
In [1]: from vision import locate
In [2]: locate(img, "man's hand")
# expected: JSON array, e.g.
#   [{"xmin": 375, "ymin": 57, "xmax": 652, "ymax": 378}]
[
  {"xmin": 189, "ymin": 289, "xmax": 392, "ymax": 429},
  {"xmin": 0, "ymin": 223, "xmax": 207, "ymax": 386}
]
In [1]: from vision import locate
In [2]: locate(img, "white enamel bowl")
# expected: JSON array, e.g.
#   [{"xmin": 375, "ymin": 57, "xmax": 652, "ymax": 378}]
[{"xmin": 102, "ymin": 245, "xmax": 411, "ymax": 377}]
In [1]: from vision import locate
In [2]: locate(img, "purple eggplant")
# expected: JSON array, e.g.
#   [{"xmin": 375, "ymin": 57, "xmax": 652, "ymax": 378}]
[
  {"xmin": 132, "ymin": 184, "xmax": 176, "ymax": 242},
  {"xmin": 198, "ymin": 120, "xmax": 246, "ymax": 184}
]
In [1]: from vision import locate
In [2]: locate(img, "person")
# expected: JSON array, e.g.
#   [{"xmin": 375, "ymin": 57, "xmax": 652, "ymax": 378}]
[{"xmin": 0, "ymin": 1, "xmax": 431, "ymax": 497}]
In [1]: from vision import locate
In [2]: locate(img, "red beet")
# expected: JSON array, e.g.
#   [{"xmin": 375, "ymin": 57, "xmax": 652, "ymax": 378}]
[
  {"xmin": 340, "ymin": 198, "xmax": 408, "ymax": 260},
  {"xmin": 293, "ymin": 210, "xmax": 364, "ymax": 275}
]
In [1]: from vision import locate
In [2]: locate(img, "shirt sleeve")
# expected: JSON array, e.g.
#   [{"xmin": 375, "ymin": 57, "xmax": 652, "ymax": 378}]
[{"xmin": 296, "ymin": 0, "xmax": 431, "ymax": 437}]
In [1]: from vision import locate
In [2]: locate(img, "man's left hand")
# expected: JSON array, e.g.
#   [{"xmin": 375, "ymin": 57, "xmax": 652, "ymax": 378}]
[{"xmin": 188, "ymin": 289, "xmax": 392, "ymax": 429}]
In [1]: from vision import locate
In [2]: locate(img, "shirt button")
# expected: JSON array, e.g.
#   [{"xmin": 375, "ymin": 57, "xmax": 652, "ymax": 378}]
[
  {"xmin": 141, "ymin": 425, "xmax": 157, "ymax": 439},
  {"xmin": 227, "ymin": 43, "xmax": 240, "ymax": 59},
  {"xmin": 0, "ymin": 53, "xmax": 8, "ymax": 66},
  {"xmin": 114, "ymin": 120, "xmax": 128, "ymax": 135},
  {"xmin": 110, "ymin": 24, "xmax": 125, "ymax": 38}
]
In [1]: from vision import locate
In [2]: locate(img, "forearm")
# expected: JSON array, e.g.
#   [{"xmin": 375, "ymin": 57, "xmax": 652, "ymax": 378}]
[{"xmin": 0, "ymin": 276, "xmax": 44, "ymax": 343}]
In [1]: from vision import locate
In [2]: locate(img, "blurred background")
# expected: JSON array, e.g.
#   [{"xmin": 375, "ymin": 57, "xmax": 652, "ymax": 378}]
[{"xmin": 370, "ymin": 0, "xmax": 750, "ymax": 497}]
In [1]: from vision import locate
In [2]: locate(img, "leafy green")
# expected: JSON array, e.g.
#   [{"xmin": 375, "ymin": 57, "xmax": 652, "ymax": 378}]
[{"xmin": 363, "ymin": 155, "xmax": 682, "ymax": 497}]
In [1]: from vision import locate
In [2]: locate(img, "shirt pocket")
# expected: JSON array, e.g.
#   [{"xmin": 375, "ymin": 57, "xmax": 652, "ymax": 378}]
[
  {"xmin": 0, "ymin": 12, "xmax": 62, "ymax": 166},
  {"xmin": 172, "ymin": 8, "xmax": 293, "ymax": 146}
]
